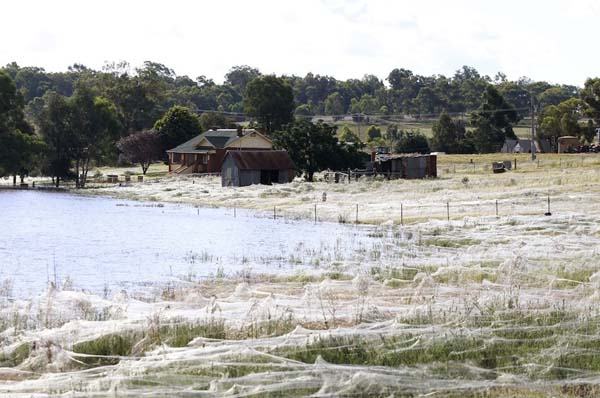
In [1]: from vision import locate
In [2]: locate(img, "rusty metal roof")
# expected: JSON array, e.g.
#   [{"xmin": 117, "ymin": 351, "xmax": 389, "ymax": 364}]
[
  {"xmin": 376, "ymin": 153, "xmax": 435, "ymax": 162},
  {"xmin": 224, "ymin": 150, "xmax": 295, "ymax": 170}
]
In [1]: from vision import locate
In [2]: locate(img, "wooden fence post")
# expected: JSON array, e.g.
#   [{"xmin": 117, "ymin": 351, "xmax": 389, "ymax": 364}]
[
  {"xmin": 401, "ymin": 203, "xmax": 404, "ymax": 226},
  {"xmin": 545, "ymin": 196, "xmax": 552, "ymax": 216}
]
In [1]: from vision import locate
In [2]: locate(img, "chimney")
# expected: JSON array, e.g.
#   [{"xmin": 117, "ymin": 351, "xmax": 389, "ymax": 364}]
[{"xmin": 237, "ymin": 125, "xmax": 244, "ymax": 137}]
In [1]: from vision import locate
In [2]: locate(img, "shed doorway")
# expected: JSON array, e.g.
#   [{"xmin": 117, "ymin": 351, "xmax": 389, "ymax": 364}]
[{"xmin": 260, "ymin": 170, "xmax": 279, "ymax": 185}]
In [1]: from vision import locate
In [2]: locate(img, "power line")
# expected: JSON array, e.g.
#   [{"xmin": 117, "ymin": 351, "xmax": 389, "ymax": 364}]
[
  {"xmin": 194, "ymin": 107, "xmax": 532, "ymax": 120},
  {"xmin": 194, "ymin": 108, "xmax": 246, "ymax": 116}
]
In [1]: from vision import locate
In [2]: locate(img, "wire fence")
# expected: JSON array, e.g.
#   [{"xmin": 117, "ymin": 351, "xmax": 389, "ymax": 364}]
[
  {"xmin": 221, "ymin": 192, "xmax": 562, "ymax": 226},
  {"xmin": 437, "ymin": 155, "xmax": 600, "ymax": 175}
]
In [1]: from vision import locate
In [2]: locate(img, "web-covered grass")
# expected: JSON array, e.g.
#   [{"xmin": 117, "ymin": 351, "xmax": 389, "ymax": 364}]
[
  {"xmin": 83, "ymin": 153, "xmax": 600, "ymax": 227},
  {"xmin": 3, "ymin": 154, "xmax": 600, "ymax": 396},
  {"xmin": 1, "ymin": 198, "xmax": 600, "ymax": 396}
]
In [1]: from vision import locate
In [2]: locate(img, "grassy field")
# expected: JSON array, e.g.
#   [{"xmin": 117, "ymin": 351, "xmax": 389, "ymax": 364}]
[
  {"xmin": 335, "ymin": 120, "xmax": 533, "ymax": 142},
  {"xmin": 2, "ymin": 154, "xmax": 600, "ymax": 396},
  {"xmin": 91, "ymin": 162, "xmax": 170, "ymax": 179}
]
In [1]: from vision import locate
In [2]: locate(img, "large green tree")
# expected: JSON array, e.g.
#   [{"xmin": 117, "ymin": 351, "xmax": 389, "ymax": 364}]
[
  {"xmin": 538, "ymin": 85, "xmax": 579, "ymax": 108},
  {"xmin": 324, "ymin": 92, "xmax": 345, "ymax": 115},
  {"xmin": 349, "ymin": 94, "xmax": 380, "ymax": 114},
  {"xmin": 431, "ymin": 112, "xmax": 474, "ymax": 153},
  {"xmin": 470, "ymin": 86, "xmax": 519, "ymax": 153},
  {"xmin": 105, "ymin": 75, "xmax": 160, "ymax": 134},
  {"xmin": 37, "ymin": 91, "xmax": 74, "ymax": 187},
  {"xmin": 154, "ymin": 105, "xmax": 202, "ymax": 153},
  {"xmin": 225, "ymin": 65, "xmax": 260, "ymax": 98},
  {"xmin": 0, "ymin": 73, "xmax": 17, "ymax": 140},
  {"xmin": 0, "ymin": 71, "xmax": 43, "ymax": 184},
  {"xmin": 539, "ymin": 98, "xmax": 592, "ymax": 147},
  {"xmin": 454, "ymin": 66, "xmax": 492, "ymax": 111},
  {"xmin": 272, "ymin": 120, "xmax": 365, "ymax": 181},
  {"xmin": 244, "ymin": 75, "xmax": 294, "ymax": 133},
  {"xmin": 0, "ymin": 131, "xmax": 45, "ymax": 184},
  {"xmin": 582, "ymin": 78, "xmax": 600, "ymax": 126},
  {"xmin": 496, "ymin": 80, "xmax": 531, "ymax": 118},
  {"xmin": 69, "ymin": 87, "xmax": 121, "ymax": 187},
  {"xmin": 36, "ymin": 89, "xmax": 120, "ymax": 187}
]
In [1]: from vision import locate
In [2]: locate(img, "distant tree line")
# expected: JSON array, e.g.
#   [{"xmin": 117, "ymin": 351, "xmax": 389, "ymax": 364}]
[
  {"xmin": 1, "ymin": 62, "xmax": 582, "ymax": 122},
  {"xmin": 1, "ymin": 61, "xmax": 600, "ymax": 183}
]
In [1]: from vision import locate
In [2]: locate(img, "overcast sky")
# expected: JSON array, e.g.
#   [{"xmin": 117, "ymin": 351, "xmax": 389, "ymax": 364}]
[{"xmin": 1, "ymin": 0, "xmax": 598, "ymax": 86}]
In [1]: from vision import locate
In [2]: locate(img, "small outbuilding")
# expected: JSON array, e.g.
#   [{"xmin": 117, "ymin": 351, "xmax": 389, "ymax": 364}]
[
  {"xmin": 373, "ymin": 153, "xmax": 437, "ymax": 179},
  {"xmin": 221, "ymin": 150, "xmax": 296, "ymax": 187},
  {"xmin": 557, "ymin": 136, "xmax": 581, "ymax": 153}
]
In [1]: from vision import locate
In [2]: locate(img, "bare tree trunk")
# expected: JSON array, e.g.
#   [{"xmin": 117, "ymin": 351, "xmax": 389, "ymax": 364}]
[
  {"xmin": 81, "ymin": 156, "xmax": 91, "ymax": 188},
  {"xmin": 55, "ymin": 176, "xmax": 60, "ymax": 188},
  {"xmin": 75, "ymin": 158, "xmax": 80, "ymax": 188},
  {"xmin": 12, "ymin": 174, "xmax": 16, "ymax": 186}
]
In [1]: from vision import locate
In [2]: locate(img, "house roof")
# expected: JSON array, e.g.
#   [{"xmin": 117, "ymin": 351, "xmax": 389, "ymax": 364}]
[
  {"xmin": 224, "ymin": 150, "xmax": 295, "ymax": 170},
  {"xmin": 503, "ymin": 138, "xmax": 548, "ymax": 153},
  {"xmin": 167, "ymin": 129, "xmax": 263, "ymax": 153},
  {"xmin": 502, "ymin": 139, "xmax": 518, "ymax": 152},
  {"xmin": 515, "ymin": 139, "xmax": 534, "ymax": 153}
]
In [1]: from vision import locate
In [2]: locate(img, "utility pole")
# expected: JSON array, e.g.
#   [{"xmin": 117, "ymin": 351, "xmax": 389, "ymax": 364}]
[{"xmin": 530, "ymin": 94, "xmax": 536, "ymax": 162}]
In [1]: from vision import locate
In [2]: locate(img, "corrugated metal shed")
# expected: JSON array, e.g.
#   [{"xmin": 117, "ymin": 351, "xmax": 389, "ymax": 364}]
[
  {"xmin": 374, "ymin": 154, "xmax": 437, "ymax": 179},
  {"xmin": 225, "ymin": 150, "xmax": 295, "ymax": 170},
  {"xmin": 221, "ymin": 150, "xmax": 296, "ymax": 187}
]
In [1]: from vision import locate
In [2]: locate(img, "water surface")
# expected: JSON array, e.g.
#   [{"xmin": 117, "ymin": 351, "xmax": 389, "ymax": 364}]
[{"xmin": 0, "ymin": 190, "xmax": 373, "ymax": 297}]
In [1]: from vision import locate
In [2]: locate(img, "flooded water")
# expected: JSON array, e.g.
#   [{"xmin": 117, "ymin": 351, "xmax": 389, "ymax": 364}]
[{"xmin": 0, "ymin": 190, "xmax": 374, "ymax": 297}]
